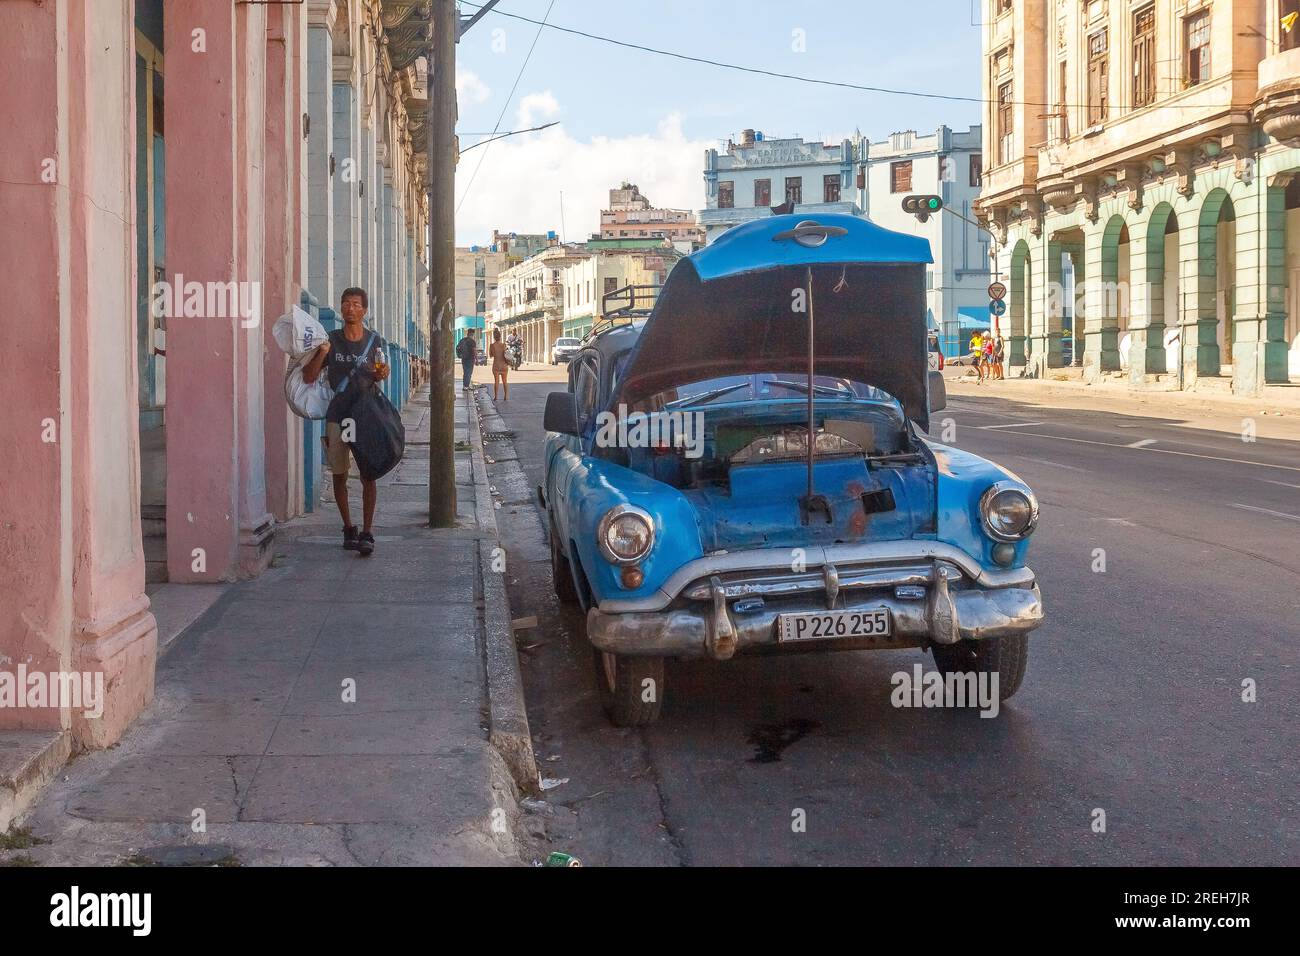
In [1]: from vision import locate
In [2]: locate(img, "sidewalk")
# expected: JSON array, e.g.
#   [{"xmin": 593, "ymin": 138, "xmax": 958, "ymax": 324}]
[
  {"xmin": 3, "ymin": 387, "xmax": 535, "ymax": 867},
  {"xmin": 946, "ymin": 370, "xmax": 1300, "ymax": 441}
]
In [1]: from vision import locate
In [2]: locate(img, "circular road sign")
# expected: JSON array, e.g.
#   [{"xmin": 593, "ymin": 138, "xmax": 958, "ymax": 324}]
[
  {"xmin": 988, "ymin": 281, "xmax": 1007, "ymax": 300},
  {"xmin": 989, "ymin": 299, "xmax": 1007, "ymax": 317}
]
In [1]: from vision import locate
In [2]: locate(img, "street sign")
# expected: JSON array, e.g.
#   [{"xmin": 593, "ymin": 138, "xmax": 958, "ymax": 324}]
[
  {"xmin": 988, "ymin": 281, "xmax": 1007, "ymax": 300},
  {"xmin": 989, "ymin": 299, "xmax": 1007, "ymax": 317}
]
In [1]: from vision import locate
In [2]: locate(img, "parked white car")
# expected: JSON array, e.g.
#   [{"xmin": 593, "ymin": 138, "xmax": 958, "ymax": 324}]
[{"xmin": 551, "ymin": 337, "xmax": 582, "ymax": 365}]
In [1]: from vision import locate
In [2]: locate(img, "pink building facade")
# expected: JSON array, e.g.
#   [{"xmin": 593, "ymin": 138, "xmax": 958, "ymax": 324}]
[
  {"xmin": 0, "ymin": 0, "xmax": 432, "ymax": 756},
  {"xmin": 599, "ymin": 183, "xmax": 703, "ymax": 247}
]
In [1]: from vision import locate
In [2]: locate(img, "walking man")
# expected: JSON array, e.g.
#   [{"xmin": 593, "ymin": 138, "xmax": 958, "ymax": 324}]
[
  {"xmin": 456, "ymin": 328, "xmax": 477, "ymax": 392},
  {"xmin": 301, "ymin": 287, "xmax": 389, "ymax": 556}
]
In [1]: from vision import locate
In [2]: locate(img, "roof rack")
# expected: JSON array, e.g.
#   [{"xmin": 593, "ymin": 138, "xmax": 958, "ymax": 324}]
[
  {"xmin": 580, "ymin": 315, "xmax": 634, "ymax": 343},
  {"xmin": 601, "ymin": 283, "xmax": 661, "ymax": 319},
  {"xmin": 579, "ymin": 284, "xmax": 661, "ymax": 344}
]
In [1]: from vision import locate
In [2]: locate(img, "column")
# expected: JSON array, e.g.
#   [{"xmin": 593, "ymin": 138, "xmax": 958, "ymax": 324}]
[
  {"xmin": 0, "ymin": 0, "xmax": 157, "ymax": 746},
  {"xmin": 1029, "ymin": 233, "xmax": 1063, "ymax": 372},
  {"xmin": 357, "ymin": 96, "xmax": 374, "ymax": 306},
  {"xmin": 1180, "ymin": 203, "xmax": 1222, "ymax": 382},
  {"xmin": 1231, "ymin": 172, "xmax": 1291, "ymax": 395},
  {"xmin": 306, "ymin": 3, "xmax": 336, "ymax": 306},
  {"xmin": 1127, "ymin": 218, "xmax": 1169, "ymax": 382},
  {"xmin": 382, "ymin": 174, "xmax": 396, "ymax": 401},
  {"xmin": 263, "ymin": 3, "xmax": 298, "ymax": 524},
  {"xmin": 164, "ymin": 0, "xmax": 274, "ymax": 581},
  {"xmin": 1082, "ymin": 220, "xmax": 1121, "ymax": 376},
  {"xmin": 331, "ymin": 55, "xmax": 358, "ymax": 304}
]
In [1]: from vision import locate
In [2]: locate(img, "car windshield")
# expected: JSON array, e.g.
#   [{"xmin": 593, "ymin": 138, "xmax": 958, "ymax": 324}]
[
  {"xmin": 557, "ymin": 338, "xmax": 579, "ymax": 346},
  {"xmin": 650, "ymin": 373, "xmax": 902, "ymax": 410}
]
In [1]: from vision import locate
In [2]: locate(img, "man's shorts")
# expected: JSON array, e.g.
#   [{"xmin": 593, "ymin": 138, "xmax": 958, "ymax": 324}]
[{"xmin": 325, "ymin": 421, "xmax": 356, "ymax": 476}]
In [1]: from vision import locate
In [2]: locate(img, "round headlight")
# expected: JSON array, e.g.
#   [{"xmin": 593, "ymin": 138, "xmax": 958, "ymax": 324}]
[
  {"xmin": 597, "ymin": 505, "xmax": 654, "ymax": 564},
  {"xmin": 980, "ymin": 483, "xmax": 1039, "ymax": 542}
]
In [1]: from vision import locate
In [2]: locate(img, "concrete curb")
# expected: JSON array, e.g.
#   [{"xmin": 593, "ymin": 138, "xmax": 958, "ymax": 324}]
[
  {"xmin": 466, "ymin": 390, "xmax": 540, "ymax": 796},
  {"xmin": 0, "ymin": 730, "xmax": 71, "ymax": 833}
]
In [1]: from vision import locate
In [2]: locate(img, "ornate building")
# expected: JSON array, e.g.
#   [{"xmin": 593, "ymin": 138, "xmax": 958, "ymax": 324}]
[{"xmin": 975, "ymin": 0, "xmax": 1300, "ymax": 395}]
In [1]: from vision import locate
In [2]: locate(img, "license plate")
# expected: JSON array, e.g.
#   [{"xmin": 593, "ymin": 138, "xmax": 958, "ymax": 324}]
[{"xmin": 777, "ymin": 608, "xmax": 891, "ymax": 643}]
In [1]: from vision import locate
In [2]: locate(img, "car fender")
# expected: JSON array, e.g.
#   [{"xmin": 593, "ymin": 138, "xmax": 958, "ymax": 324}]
[
  {"xmin": 926, "ymin": 440, "xmax": 1034, "ymax": 569},
  {"xmin": 562, "ymin": 457, "xmax": 704, "ymax": 606}
]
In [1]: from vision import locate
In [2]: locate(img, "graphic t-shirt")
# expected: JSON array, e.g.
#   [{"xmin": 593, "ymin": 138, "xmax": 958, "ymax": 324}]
[
  {"xmin": 326, "ymin": 327, "xmax": 387, "ymax": 391},
  {"xmin": 325, "ymin": 327, "xmax": 387, "ymax": 424}
]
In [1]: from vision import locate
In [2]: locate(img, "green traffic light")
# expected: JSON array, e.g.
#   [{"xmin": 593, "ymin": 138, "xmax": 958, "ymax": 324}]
[{"xmin": 927, "ymin": 197, "xmax": 941, "ymax": 210}]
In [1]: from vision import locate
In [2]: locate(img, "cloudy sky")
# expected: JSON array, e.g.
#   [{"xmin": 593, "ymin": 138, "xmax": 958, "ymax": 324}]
[{"xmin": 452, "ymin": 0, "xmax": 984, "ymax": 245}]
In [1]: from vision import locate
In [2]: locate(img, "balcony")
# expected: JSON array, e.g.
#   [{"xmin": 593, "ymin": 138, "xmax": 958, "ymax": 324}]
[
  {"xmin": 1037, "ymin": 175, "xmax": 1076, "ymax": 212},
  {"xmin": 1256, "ymin": 48, "xmax": 1300, "ymax": 143},
  {"xmin": 978, "ymin": 155, "xmax": 1039, "ymax": 208}
]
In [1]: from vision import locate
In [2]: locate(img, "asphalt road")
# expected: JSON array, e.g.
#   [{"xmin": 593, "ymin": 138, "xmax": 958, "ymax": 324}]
[{"xmin": 480, "ymin": 364, "xmax": 1299, "ymax": 866}]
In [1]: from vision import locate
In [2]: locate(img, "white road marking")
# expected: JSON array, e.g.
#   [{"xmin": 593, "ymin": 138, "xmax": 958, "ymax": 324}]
[
  {"xmin": 1257, "ymin": 478, "xmax": 1300, "ymax": 490},
  {"xmin": 1126, "ymin": 438, "xmax": 1158, "ymax": 448},
  {"xmin": 1029, "ymin": 458, "xmax": 1088, "ymax": 473},
  {"xmin": 1229, "ymin": 503, "xmax": 1300, "ymax": 523},
  {"xmin": 977, "ymin": 421, "xmax": 1045, "ymax": 430},
  {"xmin": 979, "ymin": 430, "xmax": 1300, "ymax": 473}
]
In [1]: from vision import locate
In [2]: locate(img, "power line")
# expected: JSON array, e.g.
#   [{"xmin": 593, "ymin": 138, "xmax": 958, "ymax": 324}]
[
  {"xmin": 459, "ymin": 122, "xmax": 560, "ymax": 153},
  {"xmin": 455, "ymin": 0, "xmax": 558, "ymax": 213},
  {"xmin": 458, "ymin": 1, "xmax": 1227, "ymax": 113}
]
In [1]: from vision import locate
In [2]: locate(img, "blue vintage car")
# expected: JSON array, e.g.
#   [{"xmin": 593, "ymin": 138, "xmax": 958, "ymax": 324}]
[{"xmin": 541, "ymin": 214, "xmax": 1043, "ymax": 725}]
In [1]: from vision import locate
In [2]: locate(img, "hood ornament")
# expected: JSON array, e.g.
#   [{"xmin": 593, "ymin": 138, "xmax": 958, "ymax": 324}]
[{"xmin": 772, "ymin": 219, "xmax": 848, "ymax": 248}]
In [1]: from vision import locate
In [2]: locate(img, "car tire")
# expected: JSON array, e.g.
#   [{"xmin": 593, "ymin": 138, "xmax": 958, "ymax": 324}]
[
  {"xmin": 930, "ymin": 634, "xmax": 1028, "ymax": 701},
  {"xmin": 592, "ymin": 648, "xmax": 664, "ymax": 726},
  {"xmin": 549, "ymin": 520, "xmax": 579, "ymax": 605}
]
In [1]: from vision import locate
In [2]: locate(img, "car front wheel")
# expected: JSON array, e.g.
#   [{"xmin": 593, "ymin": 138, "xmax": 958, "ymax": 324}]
[
  {"xmin": 593, "ymin": 649, "xmax": 664, "ymax": 726},
  {"xmin": 929, "ymin": 633, "xmax": 1028, "ymax": 701},
  {"xmin": 549, "ymin": 521, "xmax": 579, "ymax": 605}
]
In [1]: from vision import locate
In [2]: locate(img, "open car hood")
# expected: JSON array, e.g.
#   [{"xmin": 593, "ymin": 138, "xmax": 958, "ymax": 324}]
[{"xmin": 612, "ymin": 214, "xmax": 935, "ymax": 429}]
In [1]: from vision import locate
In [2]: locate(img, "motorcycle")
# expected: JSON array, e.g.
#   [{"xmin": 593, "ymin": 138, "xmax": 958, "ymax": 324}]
[{"xmin": 507, "ymin": 341, "xmax": 523, "ymax": 370}]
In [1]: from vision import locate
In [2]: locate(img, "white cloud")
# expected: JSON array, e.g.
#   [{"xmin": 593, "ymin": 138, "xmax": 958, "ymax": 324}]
[
  {"xmin": 516, "ymin": 90, "xmax": 561, "ymax": 128},
  {"xmin": 456, "ymin": 69, "xmax": 491, "ymax": 105},
  {"xmin": 455, "ymin": 103, "xmax": 710, "ymax": 246}
]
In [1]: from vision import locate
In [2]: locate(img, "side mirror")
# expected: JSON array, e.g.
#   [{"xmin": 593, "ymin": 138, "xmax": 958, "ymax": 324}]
[
  {"xmin": 928, "ymin": 370, "xmax": 947, "ymax": 414},
  {"xmin": 544, "ymin": 391, "xmax": 579, "ymax": 435}
]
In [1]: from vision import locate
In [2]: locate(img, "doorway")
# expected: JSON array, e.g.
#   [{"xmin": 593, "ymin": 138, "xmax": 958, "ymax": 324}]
[{"xmin": 135, "ymin": 0, "xmax": 166, "ymax": 581}]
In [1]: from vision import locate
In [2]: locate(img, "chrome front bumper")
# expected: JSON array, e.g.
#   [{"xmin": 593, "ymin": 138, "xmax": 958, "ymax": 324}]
[{"xmin": 587, "ymin": 559, "xmax": 1043, "ymax": 660}]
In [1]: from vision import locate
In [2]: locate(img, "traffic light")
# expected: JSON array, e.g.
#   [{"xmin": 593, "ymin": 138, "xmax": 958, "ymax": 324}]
[{"xmin": 902, "ymin": 195, "xmax": 944, "ymax": 223}]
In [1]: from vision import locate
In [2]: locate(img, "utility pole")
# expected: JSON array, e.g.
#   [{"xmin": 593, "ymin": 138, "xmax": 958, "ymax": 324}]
[{"xmin": 428, "ymin": 0, "xmax": 457, "ymax": 527}]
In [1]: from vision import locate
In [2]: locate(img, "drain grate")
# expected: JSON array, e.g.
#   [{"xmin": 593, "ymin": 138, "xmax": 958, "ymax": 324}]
[{"xmin": 483, "ymin": 431, "xmax": 516, "ymax": 442}]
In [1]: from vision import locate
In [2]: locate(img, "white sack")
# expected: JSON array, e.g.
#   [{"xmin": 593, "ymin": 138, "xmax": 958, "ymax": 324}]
[
  {"xmin": 273, "ymin": 306, "xmax": 330, "ymax": 358},
  {"xmin": 285, "ymin": 353, "xmax": 334, "ymax": 420}
]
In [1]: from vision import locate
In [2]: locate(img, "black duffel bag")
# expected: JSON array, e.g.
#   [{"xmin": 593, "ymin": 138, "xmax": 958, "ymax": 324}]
[{"xmin": 344, "ymin": 383, "xmax": 406, "ymax": 481}]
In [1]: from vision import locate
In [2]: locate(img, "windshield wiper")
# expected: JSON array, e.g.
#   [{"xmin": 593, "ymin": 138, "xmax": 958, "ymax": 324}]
[
  {"xmin": 763, "ymin": 379, "xmax": 852, "ymax": 397},
  {"xmin": 663, "ymin": 383, "xmax": 750, "ymax": 408}
]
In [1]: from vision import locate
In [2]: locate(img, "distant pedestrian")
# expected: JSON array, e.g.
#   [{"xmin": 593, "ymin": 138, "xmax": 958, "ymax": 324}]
[
  {"xmin": 489, "ymin": 328, "xmax": 510, "ymax": 402},
  {"xmin": 993, "ymin": 336, "xmax": 1006, "ymax": 379},
  {"xmin": 456, "ymin": 328, "xmax": 477, "ymax": 392},
  {"xmin": 301, "ymin": 287, "xmax": 388, "ymax": 557},
  {"xmin": 970, "ymin": 330, "xmax": 985, "ymax": 383}
]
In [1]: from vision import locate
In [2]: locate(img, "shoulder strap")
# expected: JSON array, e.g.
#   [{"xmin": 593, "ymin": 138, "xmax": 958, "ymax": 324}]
[{"xmin": 335, "ymin": 331, "xmax": 379, "ymax": 394}]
